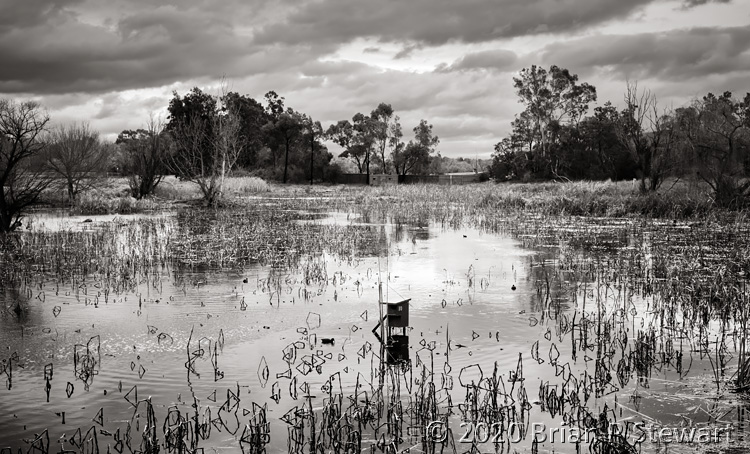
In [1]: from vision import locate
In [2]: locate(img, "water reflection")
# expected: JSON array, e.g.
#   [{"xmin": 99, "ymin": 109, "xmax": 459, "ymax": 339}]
[{"xmin": 0, "ymin": 207, "xmax": 747, "ymax": 453}]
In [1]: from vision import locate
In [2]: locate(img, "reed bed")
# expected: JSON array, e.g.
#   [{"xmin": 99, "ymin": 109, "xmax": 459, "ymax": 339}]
[{"xmin": 1, "ymin": 183, "xmax": 749, "ymax": 454}]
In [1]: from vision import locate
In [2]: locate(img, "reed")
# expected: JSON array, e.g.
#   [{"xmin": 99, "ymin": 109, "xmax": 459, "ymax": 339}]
[{"xmin": 1, "ymin": 182, "xmax": 749, "ymax": 453}]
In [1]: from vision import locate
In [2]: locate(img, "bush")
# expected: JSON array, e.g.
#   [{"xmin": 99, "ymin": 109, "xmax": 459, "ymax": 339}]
[
  {"xmin": 223, "ymin": 176, "xmax": 270, "ymax": 194},
  {"xmin": 323, "ymin": 162, "xmax": 344, "ymax": 184}
]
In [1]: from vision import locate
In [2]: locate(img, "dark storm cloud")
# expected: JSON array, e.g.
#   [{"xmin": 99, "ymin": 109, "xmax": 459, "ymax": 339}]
[
  {"xmin": 254, "ymin": 0, "xmax": 656, "ymax": 46},
  {"xmin": 682, "ymin": 0, "xmax": 731, "ymax": 8},
  {"xmin": 394, "ymin": 44, "xmax": 425, "ymax": 60},
  {"xmin": 537, "ymin": 26, "xmax": 750, "ymax": 81},
  {"xmin": 0, "ymin": 0, "xmax": 83, "ymax": 31},
  {"xmin": 0, "ymin": 0, "xmax": 331, "ymax": 94},
  {"xmin": 435, "ymin": 49, "xmax": 518, "ymax": 73}
]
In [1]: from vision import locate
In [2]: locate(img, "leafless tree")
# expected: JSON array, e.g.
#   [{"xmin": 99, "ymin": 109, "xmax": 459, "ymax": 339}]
[
  {"xmin": 679, "ymin": 92, "xmax": 750, "ymax": 207},
  {"xmin": 615, "ymin": 81, "xmax": 677, "ymax": 192},
  {"xmin": 46, "ymin": 122, "xmax": 108, "ymax": 203},
  {"xmin": 117, "ymin": 116, "xmax": 170, "ymax": 199},
  {"xmin": 0, "ymin": 99, "xmax": 52, "ymax": 232},
  {"xmin": 168, "ymin": 96, "xmax": 245, "ymax": 205}
]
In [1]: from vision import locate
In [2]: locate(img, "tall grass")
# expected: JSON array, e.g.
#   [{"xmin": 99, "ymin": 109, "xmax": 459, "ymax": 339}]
[
  {"xmin": 337, "ymin": 179, "xmax": 723, "ymax": 225},
  {"xmin": 153, "ymin": 176, "xmax": 270, "ymax": 201},
  {"xmin": 223, "ymin": 176, "xmax": 270, "ymax": 194},
  {"xmin": 71, "ymin": 191, "xmax": 160, "ymax": 215}
]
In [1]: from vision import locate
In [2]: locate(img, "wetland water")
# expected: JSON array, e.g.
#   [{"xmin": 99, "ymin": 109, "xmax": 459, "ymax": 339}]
[{"xmin": 1, "ymin": 202, "xmax": 749, "ymax": 453}]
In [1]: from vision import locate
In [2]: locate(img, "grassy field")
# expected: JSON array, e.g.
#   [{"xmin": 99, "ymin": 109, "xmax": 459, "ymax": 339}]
[
  {"xmin": 40, "ymin": 175, "xmax": 738, "ymax": 219},
  {"xmin": 40, "ymin": 175, "xmax": 271, "ymax": 214}
]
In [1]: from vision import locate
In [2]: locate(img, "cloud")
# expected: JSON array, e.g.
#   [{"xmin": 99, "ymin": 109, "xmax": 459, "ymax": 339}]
[
  {"xmin": 2, "ymin": 0, "xmax": 748, "ymax": 159},
  {"xmin": 536, "ymin": 26, "xmax": 750, "ymax": 82},
  {"xmin": 394, "ymin": 43, "xmax": 424, "ymax": 60},
  {"xmin": 232, "ymin": 60, "xmax": 518, "ymax": 156},
  {"xmin": 254, "ymin": 0, "xmax": 655, "ymax": 46},
  {"xmin": 682, "ymin": 0, "xmax": 731, "ymax": 8},
  {"xmin": 0, "ymin": 0, "xmax": 83, "ymax": 31},
  {"xmin": 435, "ymin": 49, "xmax": 518, "ymax": 73},
  {"xmin": 0, "ymin": 0, "xmax": 330, "ymax": 94}
]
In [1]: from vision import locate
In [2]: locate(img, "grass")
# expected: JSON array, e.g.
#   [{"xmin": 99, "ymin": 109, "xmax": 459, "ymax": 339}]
[
  {"xmin": 222, "ymin": 175, "xmax": 271, "ymax": 195},
  {"xmin": 326, "ymin": 178, "xmax": 726, "ymax": 226},
  {"xmin": 37, "ymin": 175, "xmax": 728, "ymax": 219},
  {"xmin": 70, "ymin": 191, "xmax": 160, "ymax": 215},
  {"xmin": 153, "ymin": 175, "xmax": 270, "ymax": 201},
  {"xmin": 38, "ymin": 175, "xmax": 273, "ymax": 215}
]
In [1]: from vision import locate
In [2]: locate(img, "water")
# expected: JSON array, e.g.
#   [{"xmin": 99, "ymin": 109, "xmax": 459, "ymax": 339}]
[{"xmin": 0, "ymin": 207, "xmax": 747, "ymax": 453}]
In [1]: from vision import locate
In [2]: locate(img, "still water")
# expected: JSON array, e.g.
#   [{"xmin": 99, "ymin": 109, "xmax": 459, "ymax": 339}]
[{"xmin": 0, "ymin": 208, "xmax": 745, "ymax": 453}]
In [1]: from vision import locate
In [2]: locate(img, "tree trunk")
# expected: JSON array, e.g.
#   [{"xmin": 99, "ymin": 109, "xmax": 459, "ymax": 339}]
[
  {"xmin": 283, "ymin": 138, "xmax": 290, "ymax": 184},
  {"xmin": 68, "ymin": 179, "xmax": 76, "ymax": 204},
  {"xmin": 310, "ymin": 135, "xmax": 314, "ymax": 186},
  {"xmin": 219, "ymin": 156, "xmax": 226, "ymax": 201},
  {"xmin": 366, "ymin": 149, "xmax": 370, "ymax": 185},
  {"xmin": 0, "ymin": 210, "xmax": 11, "ymax": 233}
]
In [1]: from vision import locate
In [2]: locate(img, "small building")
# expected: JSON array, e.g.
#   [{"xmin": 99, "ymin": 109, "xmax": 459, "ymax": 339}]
[
  {"xmin": 370, "ymin": 174, "xmax": 398, "ymax": 186},
  {"xmin": 385, "ymin": 299, "xmax": 410, "ymax": 329},
  {"xmin": 337, "ymin": 173, "xmax": 369, "ymax": 185}
]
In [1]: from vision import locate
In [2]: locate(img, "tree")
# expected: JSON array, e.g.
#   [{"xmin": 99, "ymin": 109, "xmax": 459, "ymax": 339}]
[
  {"xmin": 327, "ymin": 120, "xmax": 363, "ymax": 173},
  {"xmin": 509, "ymin": 111, "xmax": 537, "ymax": 154},
  {"xmin": 167, "ymin": 88, "xmax": 245, "ymax": 205},
  {"xmin": 388, "ymin": 116, "xmax": 404, "ymax": 167},
  {"xmin": 264, "ymin": 91, "xmax": 285, "ymax": 120},
  {"xmin": 490, "ymin": 138, "xmax": 525, "ymax": 180},
  {"xmin": 370, "ymin": 103, "xmax": 399, "ymax": 174},
  {"xmin": 263, "ymin": 109, "xmax": 303, "ymax": 184},
  {"xmin": 392, "ymin": 120, "xmax": 439, "ymax": 176},
  {"xmin": 116, "ymin": 117, "xmax": 170, "ymax": 199},
  {"xmin": 326, "ymin": 115, "xmax": 379, "ymax": 179},
  {"xmin": 615, "ymin": 81, "xmax": 678, "ymax": 192},
  {"xmin": 223, "ymin": 92, "xmax": 268, "ymax": 170},
  {"xmin": 46, "ymin": 122, "xmax": 108, "ymax": 203},
  {"xmin": 0, "ymin": 99, "xmax": 52, "ymax": 232},
  {"xmin": 679, "ymin": 91, "xmax": 750, "ymax": 207},
  {"xmin": 579, "ymin": 102, "xmax": 633, "ymax": 180},
  {"xmin": 166, "ymin": 87, "xmax": 217, "ymax": 180},
  {"xmin": 300, "ymin": 114, "xmax": 323, "ymax": 185},
  {"xmin": 513, "ymin": 65, "xmax": 596, "ymax": 157},
  {"xmin": 352, "ymin": 113, "xmax": 377, "ymax": 182}
]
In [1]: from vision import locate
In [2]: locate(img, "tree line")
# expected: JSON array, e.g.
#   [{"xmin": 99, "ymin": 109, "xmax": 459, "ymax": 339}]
[
  {"xmin": 116, "ymin": 87, "xmax": 444, "ymax": 201},
  {"xmin": 491, "ymin": 65, "xmax": 750, "ymax": 207},
  {"xmin": 0, "ymin": 86, "xmax": 444, "ymax": 231},
  {"xmin": 2, "ymin": 66, "xmax": 749, "ymax": 232}
]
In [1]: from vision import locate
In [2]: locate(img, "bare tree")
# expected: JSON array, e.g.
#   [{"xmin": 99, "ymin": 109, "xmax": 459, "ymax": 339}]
[
  {"xmin": 168, "ymin": 96, "xmax": 245, "ymax": 205},
  {"xmin": 615, "ymin": 81, "xmax": 676, "ymax": 192},
  {"xmin": 46, "ymin": 122, "xmax": 108, "ymax": 203},
  {"xmin": 679, "ymin": 92, "xmax": 750, "ymax": 207},
  {"xmin": 0, "ymin": 99, "xmax": 52, "ymax": 232},
  {"xmin": 649, "ymin": 104, "xmax": 682, "ymax": 187},
  {"xmin": 116, "ymin": 116, "xmax": 170, "ymax": 199}
]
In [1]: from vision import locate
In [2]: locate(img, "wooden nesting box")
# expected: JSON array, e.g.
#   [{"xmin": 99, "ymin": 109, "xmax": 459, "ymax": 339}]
[{"xmin": 385, "ymin": 299, "xmax": 410, "ymax": 328}]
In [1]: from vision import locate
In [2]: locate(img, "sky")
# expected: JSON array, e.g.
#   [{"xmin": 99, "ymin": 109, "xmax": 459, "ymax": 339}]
[{"xmin": 1, "ymin": 0, "xmax": 749, "ymax": 158}]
